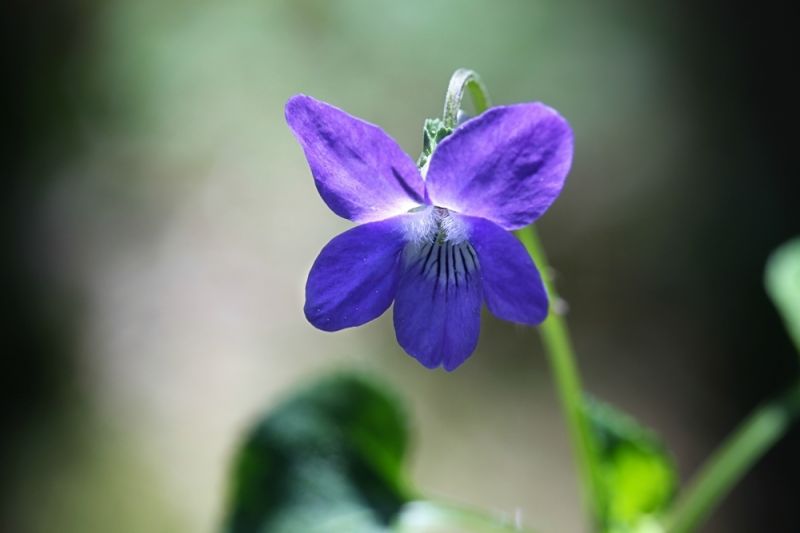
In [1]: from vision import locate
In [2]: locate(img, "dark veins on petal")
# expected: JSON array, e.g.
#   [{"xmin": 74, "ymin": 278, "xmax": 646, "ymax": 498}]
[
  {"xmin": 405, "ymin": 238, "xmax": 479, "ymax": 297},
  {"xmin": 391, "ymin": 166, "xmax": 425, "ymax": 203}
]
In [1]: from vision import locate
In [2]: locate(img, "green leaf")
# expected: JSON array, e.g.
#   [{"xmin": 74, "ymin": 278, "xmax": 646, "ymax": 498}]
[
  {"xmin": 222, "ymin": 374, "xmax": 411, "ymax": 533},
  {"xmin": 221, "ymin": 373, "xmax": 542, "ymax": 533},
  {"xmin": 585, "ymin": 398, "xmax": 677, "ymax": 533},
  {"xmin": 765, "ymin": 237, "xmax": 800, "ymax": 354}
]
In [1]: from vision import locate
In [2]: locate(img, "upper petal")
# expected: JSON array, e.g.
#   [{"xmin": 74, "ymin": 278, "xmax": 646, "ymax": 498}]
[
  {"xmin": 465, "ymin": 215, "xmax": 548, "ymax": 325},
  {"xmin": 286, "ymin": 95, "xmax": 426, "ymax": 223},
  {"xmin": 425, "ymin": 103, "xmax": 574, "ymax": 230},
  {"xmin": 305, "ymin": 216, "xmax": 408, "ymax": 331},
  {"xmin": 393, "ymin": 239, "xmax": 483, "ymax": 371}
]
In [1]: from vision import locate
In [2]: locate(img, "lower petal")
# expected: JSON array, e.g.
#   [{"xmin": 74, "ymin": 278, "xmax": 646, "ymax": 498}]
[
  {"xmin": 464, "ymin": 215, "xmax": 548, "ymax": 325},
  {"xmin": 393, "ymin": 239, "xmax": 483, "ymax": 371},
  {"xmin": 305, "ymin": 217, "xmax": 407, "ymax": 331}
]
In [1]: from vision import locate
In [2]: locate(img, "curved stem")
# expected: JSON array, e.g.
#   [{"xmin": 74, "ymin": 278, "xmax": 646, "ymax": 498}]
[
  {"xmin": 516, "ymin": 226, "xmax": 604, "ymax": 530},
  {"xmin": 443, "ymin": 68, "xmax": 491, "ymax": 126},
  {"xmin": 441, "ymin": 68, "xmax": 602, "ymax": 530},
  {"xmin": 662, "ymin": 380, "xmax": 800, "ymax": 533}
]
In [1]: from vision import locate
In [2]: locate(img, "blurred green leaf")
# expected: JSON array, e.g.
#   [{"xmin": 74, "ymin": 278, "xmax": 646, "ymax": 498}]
[
  {"xmin": 586, "ymin": 398, "xmax": 677, "ymax": 533},
  {"xmin": 765, "ymin": 237, "xmax": 800, "ymax": 353},
  {"xmin": 222, "ymin": 373, "xmax": 538, "ymax": 533},
  {"xmin": 222, "ymin": 374, "xmax": 411, "ymax": 533}
]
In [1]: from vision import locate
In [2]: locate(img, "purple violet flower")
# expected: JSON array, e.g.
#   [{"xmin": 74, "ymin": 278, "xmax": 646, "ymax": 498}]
[{"xmin": 286, "ymin": 94, "xmax": 573, "ymax": 370}]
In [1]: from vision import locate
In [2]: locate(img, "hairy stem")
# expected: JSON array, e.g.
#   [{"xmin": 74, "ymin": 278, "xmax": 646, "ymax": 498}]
[
  {"xmin": 662, "ymin": 380, "xmax": 800, "ymax": 533},
  {"xmin": 516, "ymin": 226, "xmax": 604, "ymax": 530}
]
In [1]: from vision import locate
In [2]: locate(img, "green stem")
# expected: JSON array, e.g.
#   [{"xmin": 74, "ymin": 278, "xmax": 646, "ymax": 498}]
[
  {"xmin": 662, "ymin": 380, "xmax": 800, "ymax": 533},
  {"xmin": 442, "ymin": 68, "xmax": 602, "ymax": 530},
  {"xmin": 516, "ymin": 226, "xmax": 604, "ymax": 530}
]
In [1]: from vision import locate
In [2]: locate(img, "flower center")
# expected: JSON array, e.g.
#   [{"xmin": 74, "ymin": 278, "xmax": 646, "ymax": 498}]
[
  {"xmin": 405, "ymin": 205, "xmax": 467, "ymax": 245},
  {"xmin": 403, "ymin": 205, "xmax": 479, "ymax": 287}
]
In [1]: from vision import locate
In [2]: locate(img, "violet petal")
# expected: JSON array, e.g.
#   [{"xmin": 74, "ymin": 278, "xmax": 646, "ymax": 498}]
[
  {"xmin": 286, "ymin": 94, "xmax": 426, "ymax": 223},
  {"xmin": 305, "ymin": 216, "xmax": 407, "ymax": 331},
  {"xmin": 425, "ymin": 103, "xmax": 573, "ymax": 230},
  {"xmin": 465, "ymin": 215, "xmax": 548, "ymax": 325},
  {"xmin": 393, "ymin": 239, "xmax": 482, "ymax": 370}
]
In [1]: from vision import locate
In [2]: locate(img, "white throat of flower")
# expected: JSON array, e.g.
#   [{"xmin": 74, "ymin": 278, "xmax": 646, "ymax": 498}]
[
  {"xmin": 404, "ymin": 205, "xmax": 468, "ymax": 246},
  {"xmin": 402, "ymin": 206, "xmax": 478, "ymax": 286}
]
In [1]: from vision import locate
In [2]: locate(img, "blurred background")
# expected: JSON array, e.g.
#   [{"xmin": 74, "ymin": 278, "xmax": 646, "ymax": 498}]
[{"xmin": 3, "ymin": 0, "xmax": 798, "ymax": 532}]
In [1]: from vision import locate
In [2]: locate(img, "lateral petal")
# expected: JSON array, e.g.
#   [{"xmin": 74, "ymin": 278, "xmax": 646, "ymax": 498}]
[
  {"xmin": 465, "ymin": 215, "xmax": 548, "ymax": 325},
  {"xmin": 305, "ymin": 217, "xmax": 407, "ymax": 331}
]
